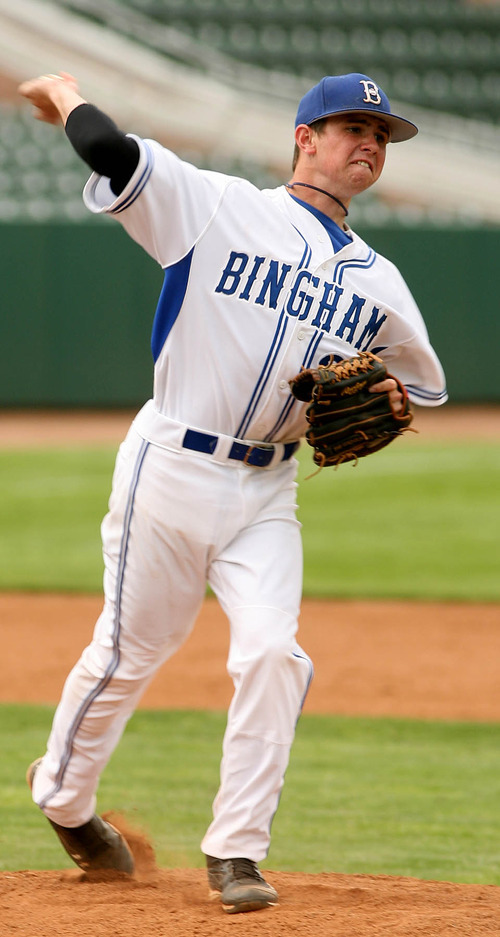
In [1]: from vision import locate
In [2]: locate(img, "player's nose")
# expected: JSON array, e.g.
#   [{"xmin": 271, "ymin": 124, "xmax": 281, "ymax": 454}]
[{"xmin": 360, "ymin": 133, "xmax": 380, "ymax": 152}]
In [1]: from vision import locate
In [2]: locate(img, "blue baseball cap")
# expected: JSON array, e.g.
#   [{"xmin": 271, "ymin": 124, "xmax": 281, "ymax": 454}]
[{"xmin": 295, "ymin": 73, "xmax": 418, "ymax": 143}]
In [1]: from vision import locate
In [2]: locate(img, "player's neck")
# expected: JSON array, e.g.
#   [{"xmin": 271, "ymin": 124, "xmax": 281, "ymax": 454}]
[{"xmin": 286, "ymin": 178, "xmax": 350, "ymax": 226}]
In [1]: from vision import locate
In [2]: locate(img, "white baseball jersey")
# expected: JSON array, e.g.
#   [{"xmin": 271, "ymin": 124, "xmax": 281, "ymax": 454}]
[{"xmin": 84, "ymin": 136, "xmax": 447, "ymax": 447}]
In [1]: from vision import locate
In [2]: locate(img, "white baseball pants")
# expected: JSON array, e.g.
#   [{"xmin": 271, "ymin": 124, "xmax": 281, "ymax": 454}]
[{"xmin": 31, "ymin": 421, "xmax": 313, "ymax": 861}]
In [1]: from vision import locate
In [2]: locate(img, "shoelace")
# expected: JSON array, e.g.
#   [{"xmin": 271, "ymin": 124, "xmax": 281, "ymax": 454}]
[{"xmin": 228, "ymin": 857, "xmax": 263, "ymax": 881}]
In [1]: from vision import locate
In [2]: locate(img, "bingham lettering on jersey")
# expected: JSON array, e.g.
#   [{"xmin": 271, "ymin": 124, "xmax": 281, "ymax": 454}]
[{"xmin": 214, "ymin": 251, "xmax": 387, "ymax": 351}]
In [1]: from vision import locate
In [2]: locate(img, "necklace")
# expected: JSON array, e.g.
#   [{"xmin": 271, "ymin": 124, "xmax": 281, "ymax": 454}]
[{"xmin": 285, "ymin": 181, "xmax": 349, "ymax": 217}]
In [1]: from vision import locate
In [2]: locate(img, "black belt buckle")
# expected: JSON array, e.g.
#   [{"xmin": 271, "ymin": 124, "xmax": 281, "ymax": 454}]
[
  {"xmin": 243, "ymin": 445, "xmax": 274, "ymax": 467},
  {"xmin": 229, "ymin": 441, "xmax": 273, "ymax": 467}
]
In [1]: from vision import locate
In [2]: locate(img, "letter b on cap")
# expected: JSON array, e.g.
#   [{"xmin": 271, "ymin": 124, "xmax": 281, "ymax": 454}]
[{"xmin": 359, "ymin": 80, "xmax": 381, "ymax": 105}]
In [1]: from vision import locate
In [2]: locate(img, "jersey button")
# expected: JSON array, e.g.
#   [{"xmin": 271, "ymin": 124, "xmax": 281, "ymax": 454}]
[
  {"xmin": 279, "ymin": 380, "xmax": 288, "ymax": 390},
  {"xmin": 297, "ymin": 330, "xmax": 305, "ymax": 340}
]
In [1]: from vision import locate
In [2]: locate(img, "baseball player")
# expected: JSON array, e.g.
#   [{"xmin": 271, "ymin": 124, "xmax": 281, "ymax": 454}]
[{"xmin": 19, "ymin": 71, "xmax": 447, "ymax": 914}]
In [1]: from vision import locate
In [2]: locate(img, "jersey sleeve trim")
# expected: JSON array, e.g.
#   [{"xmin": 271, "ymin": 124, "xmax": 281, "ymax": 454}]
[
  {"xmin": 83, "ymin": 135, "xmax": 153, "ymax": 214},
  {"xmin": 107, "ymin": 138, "xmax": 154, "ymax": 214},
  {"xmin": 406, "ymin": 384, "xmax": 449, "ymax": 406}
]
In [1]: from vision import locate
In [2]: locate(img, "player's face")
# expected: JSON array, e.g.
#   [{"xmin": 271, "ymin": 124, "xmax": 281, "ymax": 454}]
[{"xmin": 309, "ymin": 113, "xmax": 389, "ymax": 197}]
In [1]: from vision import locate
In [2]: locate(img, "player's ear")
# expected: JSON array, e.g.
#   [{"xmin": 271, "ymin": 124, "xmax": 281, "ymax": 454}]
[{"xmin": 294, "ymin": 124, "xmax": 317, "ymax": 159}]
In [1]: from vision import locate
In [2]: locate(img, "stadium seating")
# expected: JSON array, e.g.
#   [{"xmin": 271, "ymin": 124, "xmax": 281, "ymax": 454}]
[
  {"xmin": 2, "ymin": 0, "xmax": 499, "ymax": 223},
  {"xmin": 0, "ymin": 102, "xmax": 285, "ymax": 223},
  {"xmin": 0, "ymin": 104, "xmax": 91, "ymax": 221},
  {"xmin": 59, "ymin": 0, "xmax": 500, "ymax": 123}
]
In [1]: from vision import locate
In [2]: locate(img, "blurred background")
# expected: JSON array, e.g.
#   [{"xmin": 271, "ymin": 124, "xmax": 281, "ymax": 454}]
[{"xmin": 0, "ymin": 0, "xmax": 499, "ymax": 407}]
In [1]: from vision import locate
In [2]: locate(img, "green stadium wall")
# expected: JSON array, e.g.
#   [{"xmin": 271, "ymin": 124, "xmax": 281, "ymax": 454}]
[{"xmin": 0, "ymin": 222, "xmax": 498, "ymax": 407}]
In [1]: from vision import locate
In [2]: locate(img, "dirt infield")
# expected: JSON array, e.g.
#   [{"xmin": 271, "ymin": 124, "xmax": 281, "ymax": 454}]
[
  {"xmin": 2, "ymin": 405, "xmax": 500, "ymax": 936},
  {"xmin": 5, "ymin": 865, "xmax": 500, "ymax": 937},
  {"xmin": 1, "ymin": 401, "xmax": 500, "ymax": 446},
  {"xmin": 3, "ymin": 593, "xmax": 500, "ymax": 722}
]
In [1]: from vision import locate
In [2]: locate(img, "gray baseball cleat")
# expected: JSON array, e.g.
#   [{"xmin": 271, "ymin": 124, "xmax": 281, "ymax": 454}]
[
  {"xmin": 206, "ymin": 855, "xmax": 279, "ymax": 913},
  {"xmin": 26, "ymin": 758, "xmax": 134, "ymax": 874}
]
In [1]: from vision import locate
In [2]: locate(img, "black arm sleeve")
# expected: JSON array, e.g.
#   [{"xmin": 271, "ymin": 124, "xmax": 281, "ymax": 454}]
[{"xmin": 65, "ymin": 103, "xmax": 140, "ymax": 196}]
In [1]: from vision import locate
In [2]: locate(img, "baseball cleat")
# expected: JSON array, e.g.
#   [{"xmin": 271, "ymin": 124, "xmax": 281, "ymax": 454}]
[
  {"xmin": 206, "ymin": 854, "xmax": 225, "ymax": 899},
  {"xmin": 205, "ymin": 855, "xmax": 279, "ymax": 914},
  {"xmin": 26, "ymin": 758, "xmax": 134, "ymax": 874}
]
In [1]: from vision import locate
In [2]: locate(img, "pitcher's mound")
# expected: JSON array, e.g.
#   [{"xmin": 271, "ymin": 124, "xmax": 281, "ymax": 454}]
[{"xmin": 3, "ymin": 866, "xmax": 500, "ymax": 936}]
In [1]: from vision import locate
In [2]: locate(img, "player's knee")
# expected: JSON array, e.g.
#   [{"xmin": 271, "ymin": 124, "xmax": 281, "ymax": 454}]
[{"xmin": 229, "ymin": 631, "xmax": 298, "ymax": 679}]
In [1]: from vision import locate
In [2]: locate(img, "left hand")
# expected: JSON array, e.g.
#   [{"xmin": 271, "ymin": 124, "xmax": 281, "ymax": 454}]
[{"xmin": 370, "ymin": 377, "xmax": 404, "ymax": 414}]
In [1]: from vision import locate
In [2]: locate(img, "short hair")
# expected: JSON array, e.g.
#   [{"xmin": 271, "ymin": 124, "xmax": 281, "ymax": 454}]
[{"xmin": 292, "ymin": 118, "xmax": 328, "ymax": 171}]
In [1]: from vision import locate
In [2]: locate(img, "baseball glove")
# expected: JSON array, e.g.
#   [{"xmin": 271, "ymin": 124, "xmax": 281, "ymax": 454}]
[{"xmin": 288, "ymin": 351, "xmax": 414, "ymax": 469}]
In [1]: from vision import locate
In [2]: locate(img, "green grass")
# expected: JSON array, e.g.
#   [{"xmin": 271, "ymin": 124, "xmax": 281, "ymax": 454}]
[
  {"xmin": 0, "ymin": 448, "xmax": 114, "ymax": 591},
  {"xmin": 0, "ymin": 440, "xmax": 498, "ymax": 599},
  {"xmin": 3, "ymin": 704, "xmax": 500, "ymax": 884},
  {"xmin": 296, "ymin": 438, "xmax": 500, "ymax": 600}
]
